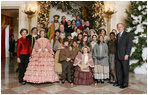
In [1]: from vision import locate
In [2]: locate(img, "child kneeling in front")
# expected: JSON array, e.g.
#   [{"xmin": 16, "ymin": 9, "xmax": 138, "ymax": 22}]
[{"xmin": 73, "ymin": 46, "xmax": 95, "ymax": 85}]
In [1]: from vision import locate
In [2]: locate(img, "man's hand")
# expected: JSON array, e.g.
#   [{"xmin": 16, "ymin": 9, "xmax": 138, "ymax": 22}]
[{"xmin": 124, "ymin": 55, "xmax": 129, "ymax": 60}]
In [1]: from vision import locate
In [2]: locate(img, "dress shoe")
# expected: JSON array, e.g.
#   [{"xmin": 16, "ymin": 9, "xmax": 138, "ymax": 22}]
[
  {"xmin": 112, "ymin": 82, "xmax": 116, "ymax": 85},
  {"xmin": 113, "ymin": 84, "xmax": 121, "ymax": 87},
  {"xmin": 120, "ymin": 85, "xmax": 128, "ymax": 89},
  {"xmin": 107, "ymin": 80, "xmax": 113, "ymax": 84},
  {"xmin": 112, "ymin": 81, "xmax": 116, "ymax": 84}
]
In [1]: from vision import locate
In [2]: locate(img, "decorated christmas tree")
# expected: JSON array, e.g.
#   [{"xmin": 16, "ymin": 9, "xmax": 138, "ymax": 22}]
[
  {"xmin": 92, "ymin": 1, "xmax": 105, "ymax": 32},
  {"xmin": 125, "ymin": 1, "xmax": 147, "ymax": 73}
]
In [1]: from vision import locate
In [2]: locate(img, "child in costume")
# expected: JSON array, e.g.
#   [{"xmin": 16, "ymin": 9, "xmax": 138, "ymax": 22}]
[
  {"xmin": 59, "ymin": 39, "xmax": 74, "ymax": 84},
  {"xmin": 73, "ymin": 46, "xmax": 94, "ymax": 85}
]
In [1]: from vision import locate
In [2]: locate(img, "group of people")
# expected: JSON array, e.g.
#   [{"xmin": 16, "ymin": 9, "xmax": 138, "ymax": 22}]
[{"xmin": 17, "ymin": 15, "xmax": 132, "ymax": 89}]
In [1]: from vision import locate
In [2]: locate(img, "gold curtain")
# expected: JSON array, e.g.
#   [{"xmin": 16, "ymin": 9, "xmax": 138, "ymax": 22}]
[{"xmin": 1, "ymin": 15, "xmax": 13, "ymax": 29}]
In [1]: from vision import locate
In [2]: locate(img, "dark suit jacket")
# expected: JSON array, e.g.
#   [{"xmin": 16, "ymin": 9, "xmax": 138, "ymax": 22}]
[
  {"xmin": 116, "ymin": 31, "xmax": 132, "ymax": 60},
  {"xmin": 61, "ymin": 21, "xmax": 68, "ymax": 32},
  {"xmin": 27, "ymin": 35, "xmax": 39, "ymax": 49},
  {"xmin": 67, "ymin": 26, "xmax": 73, "ymax": 34}
]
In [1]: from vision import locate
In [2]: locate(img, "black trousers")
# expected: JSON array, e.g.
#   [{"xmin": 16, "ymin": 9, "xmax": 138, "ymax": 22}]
[
  {"xmin": 116, "ymin": 58, "xmax": 129, "ymax": 85},
  {"xmin": 19, "ymin": 54, "xmax": 29, "ymax": 83},
  {"xmin": 61, "ymin": 61, "xmax": 73, "ymax": 81}
]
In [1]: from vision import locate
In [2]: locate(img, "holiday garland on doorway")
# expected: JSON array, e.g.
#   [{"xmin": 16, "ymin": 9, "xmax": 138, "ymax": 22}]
[
  {"xmin": 37, "ymin": 1, "xmax": 105, "ymax": 32},
  {"xmin": 38, "ymin": 1, "xmax": 51, "ymax": 26},
  {"xmin": 37, "ymin": 1, "xmax": 82, "ymax": 25},
  {"xmin": 51, "ymin": 1, "xmax": 92, "ymax": 23},
  {"xmin": 51, "ymin": 1, "xmax": 81, "ymax": 17},
  {"xmin": 125, "ymin": 1, "xmax": 147, "ymax": 72},
  {"xmin": 92, "ymin": 1, "xmax": 105, "ymax": 31}
]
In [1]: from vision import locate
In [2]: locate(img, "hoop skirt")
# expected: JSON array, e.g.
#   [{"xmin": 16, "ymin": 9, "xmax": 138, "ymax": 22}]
[
  {"xmin": 23, "ymin": 38, "xmax": 59, "ymax": 83},
  {"xmin": 73, "ymin": 52, "xmax": 94, "ymax": 85},
  {"xmin": 73, "ymin": 66, "xmax": 94, "ymax": 85}
]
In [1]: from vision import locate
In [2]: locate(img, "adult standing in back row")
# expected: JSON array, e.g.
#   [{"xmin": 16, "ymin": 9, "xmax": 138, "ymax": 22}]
[{"xmin": 114, "ymin": 23, "xmax": 132, "ymax": 89}]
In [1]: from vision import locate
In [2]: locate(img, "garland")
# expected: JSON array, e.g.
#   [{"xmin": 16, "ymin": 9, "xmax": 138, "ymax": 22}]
[
  {"xmin": 37, "ymin": 1, "xmax": 104, "ymax": 29},
  {"xmin": 37, "ymin": 1, "xmax": 82, "ymax": 25},
  {"xmin": 92, "ymin": 1, "xmax": 105, "ymax": 30},
  {"xmin": 81, "ymin": 7, "xmax": 87, "ymax": 21},
  {"xmin": 51, "ymin": 1, "xmax": 81, "ymax": 17},
  {"xmin": 38, "ymin": 1, "xmax": 51, "ymax": 25}
]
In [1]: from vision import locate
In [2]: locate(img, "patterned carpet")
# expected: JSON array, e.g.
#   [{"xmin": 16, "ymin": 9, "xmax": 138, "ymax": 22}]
[{"xmin": 1, "ymin": 57, "xmax": 147, "ymax": 94}]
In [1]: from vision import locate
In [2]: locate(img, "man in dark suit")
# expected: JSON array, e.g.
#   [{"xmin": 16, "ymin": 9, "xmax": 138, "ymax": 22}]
[
  {"xmin": 61, "ymin": 16, "xmax": 68, "ymax": 33},
  {"xmin": 27, "ymin": 27, "xmax": 39, "ymax": 50},
  {"xmin": 114, "ymin": 23, "xmax": 132, "ymax": 88}
]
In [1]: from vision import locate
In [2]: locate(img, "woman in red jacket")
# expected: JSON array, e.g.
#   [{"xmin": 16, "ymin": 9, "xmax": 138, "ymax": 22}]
[{"xmin": 17, "ymin": 28, "xmax": 31, "ymax": 85}]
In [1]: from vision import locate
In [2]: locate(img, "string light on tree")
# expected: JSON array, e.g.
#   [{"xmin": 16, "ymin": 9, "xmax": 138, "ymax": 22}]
[{"xmin": 125, "ymin": 1, "xmax": 147, "ymax": 73}]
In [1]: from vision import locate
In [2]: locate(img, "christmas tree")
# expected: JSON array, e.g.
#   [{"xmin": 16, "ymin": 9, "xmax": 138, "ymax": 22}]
[
  {"xmin": 125, "ymin": 1, "xmax": 147, "ymax": 72},
  {"xmin": 92, "ymin": 1, "xmax": 105, "ymax": 32}
]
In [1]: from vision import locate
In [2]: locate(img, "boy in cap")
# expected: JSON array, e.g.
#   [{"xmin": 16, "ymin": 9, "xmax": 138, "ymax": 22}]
[{"xmin": 59, "ymin": 39, "xmax": 74, "ymax": 84}]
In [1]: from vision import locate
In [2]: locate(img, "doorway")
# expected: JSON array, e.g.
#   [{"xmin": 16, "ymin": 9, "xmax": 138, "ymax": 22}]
[{"xmin": 1, "ymin": 9, "xmax": 19, "ymax": 58}]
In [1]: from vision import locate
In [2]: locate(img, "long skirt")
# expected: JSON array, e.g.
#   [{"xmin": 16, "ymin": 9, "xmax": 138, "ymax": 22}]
[
  {"xmin": 23, "ymin": 51, "xmax": 59, "ymax": 83},
  {"xmin": 94, "ymin": 64, "xmax": 109, "ymax": 79},
  {"xmin": 73, "ymin": 66, "xmax": 94, "ymax": 85},
  {"xmin": 54, "ymin": 50, "xmax": 62, "ymax": 74}
]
